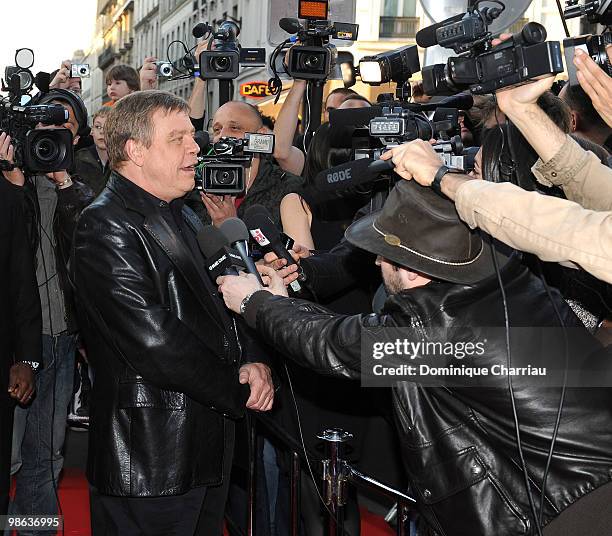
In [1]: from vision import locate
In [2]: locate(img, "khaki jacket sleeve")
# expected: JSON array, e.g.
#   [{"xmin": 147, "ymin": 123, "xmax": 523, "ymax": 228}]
[
  {"xmin": 455, "ymin": 180, "xmax": 612, "ymax": 284},
  {"xmin": 531, "ymin": 135, "xmax": 612, "ymax": 211}
]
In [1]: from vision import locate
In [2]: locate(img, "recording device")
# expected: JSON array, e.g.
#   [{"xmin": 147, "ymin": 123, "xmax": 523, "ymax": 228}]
[
  {"xmin": 419, "ymin": 2, "xmax": 564, "ymax": 96},
  {"xmin": 194, "ymin": 131, "xmax": 275, "ymax": 195},
  {"xmin": 71, "ymin": 64, "xmax": 90, "ymax": 78},
  {"xmin": 197, "ymin": 225, "xmax": 247, "ymax": 281},
  {"xmin": 196, "ymin": 20, "xmax": 267, "ymax": 81},
  {"xmin": 563, "ymin": 1, "xmax": 612, "ymax": 85},
  {"xmin": 277, "ymin": 17, "xmax": 358, "ymax": 81},
  {"xmin": 219, "ymin": 218, "xmax": 263, "ymax": 284},
  {"xmin": 243, "ymin": 205, "xmax": 303, "ymax": 292},
  {"xmin": 0, "ymin": 48, "xmax": 74, "ymax": 174},
  {"xmin": 155, "ymin": 61, "xmax": 174, "ymax": 78}
]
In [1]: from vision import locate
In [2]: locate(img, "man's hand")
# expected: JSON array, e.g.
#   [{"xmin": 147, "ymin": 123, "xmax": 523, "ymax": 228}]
[
  {"xmin": 8, "ymin": 363, "xmax": 35, "ymax": 405},
  {"xmin": 575, "ymin": 47, "xmax": 612, "ymax": 128},
  {"xmin": 201, "ymin": 193, "xmax": 237, "ymax": 227},
  {"xmin": 238, "ymin": 363, "xmax": 274, "ymax": 411},
  {"xmin": 217, "ymin": 272, "xmax": 263, "ymax": 313},
  {"xmin": 262, "ymin": 244, "xmax": 311, "ymax": 287},
  {"xmin": 140, "ymin": 56, "xmax": 159, "ymax": 90},
  {"xmin": 380, "ymin": 139, "xmax": 443, "ymax": 187},
  {"xmin": 49, "ymin": 60, "xmax": 73, "ymax": 90},
  {"xmin": 257, "ymin": 265, "xmax": 289, "ymax": 297},
  {"xmin": 0, "ymin": 132, "xmax": 26, "ymax": 186},
  {"xmin": 46, "ymin": 170, "xmax": 71, "ymax": 187}
]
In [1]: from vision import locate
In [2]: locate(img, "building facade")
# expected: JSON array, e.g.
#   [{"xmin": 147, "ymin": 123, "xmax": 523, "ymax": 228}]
[{"xmin": 80, "ymin": 0, "xmax": 585, "ymax": 118}]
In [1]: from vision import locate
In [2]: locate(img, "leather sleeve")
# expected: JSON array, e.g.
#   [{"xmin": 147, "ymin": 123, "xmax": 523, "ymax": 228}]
[
  {"xmin": 9, "ymin": 193, "xmax": 42, "ymax": 368},
  {"xmin": 56, "ymin": 178, "xmax": 95, "ymax": 252},
  {"xmin": 72, "ymin": 209, "xmax": 248, "ymax": 417},
  {"xmin": 245, "ymin": 292, "xmax": 380, "ymax": 380}
]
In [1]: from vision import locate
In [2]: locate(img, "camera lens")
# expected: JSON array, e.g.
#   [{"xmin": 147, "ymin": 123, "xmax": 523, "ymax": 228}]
[
  {"xmin": 212, "ymin": 168, "xmax": 236, "ymax": 185},
  {"xmin": 304, "ymin": 54, "xmax": 320, "ymax": 69},
  {"xmin": 33, "ymin": 135, "xmax": 60, "ymax": 163},
  {"xmin": 79, "ymin": 67, "xmax": 87, "ymax": 75},
  {"xmin": 212, "ymin": 56, "xmax": 231, "ymax": 72}
]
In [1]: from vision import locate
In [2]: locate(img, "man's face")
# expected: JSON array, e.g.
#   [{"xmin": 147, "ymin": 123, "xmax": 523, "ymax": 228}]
[
  {"xmin": 139, "ymin": 109, "xmax": 199, "ymax": 200},
  {"xmin": 92, "ymin": 116, "xmax": 107, "ymax": 152},
  {"xmin": 458, "ymin": 114, "xmax": 474, "ymax": 146},
  {"xmin": 211, "ymin": 101, "xmax": 262, "ymax": 143},
  {"xmin": 67, "ymin": 78, "xmax": 82, "ymax": 95},
  {"xmin": 107, "ymin": 79, "xmax": 132, "ymax": 101},
  {"xmin": 37, "ymin": 100, "xmax": 80, "ymax": 145},
  {"xmin": 377, "ymin": 256, "xmax": 405, "ymax": 295},
  {"xmin": 324, "ymin": 92, "xmax": 347, "ymax": 122}
]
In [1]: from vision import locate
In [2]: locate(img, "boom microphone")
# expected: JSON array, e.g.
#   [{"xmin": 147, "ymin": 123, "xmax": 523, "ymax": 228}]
[
  {"xmin": 193, "ymin": 22, "xmax": 213, "ymax": 38},
  {"xmin": 415, "ymin": 13, "xmax": 465, "ymax": 48},
  {"xmin": 219, "ymin": 218, "xmax": 263, "ymax": 285},
  {"xmin": 313, "ymin": 158, "xmax": 388, "ymax": 193}
]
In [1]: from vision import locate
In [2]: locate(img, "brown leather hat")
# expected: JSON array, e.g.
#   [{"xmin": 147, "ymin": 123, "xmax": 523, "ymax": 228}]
[{"xmin": 345, "ymin": 180, "xmax": 500, "ymax": 285}]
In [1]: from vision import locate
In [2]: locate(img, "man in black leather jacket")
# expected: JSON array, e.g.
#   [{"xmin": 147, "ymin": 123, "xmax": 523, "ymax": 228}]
[
  {"xmin": 72, "ymin": 90, "xmax": 274, "ymax": 536},
  {"xmin": 218, "ymin": 180, "xmax": 612, "ymax": 536}
]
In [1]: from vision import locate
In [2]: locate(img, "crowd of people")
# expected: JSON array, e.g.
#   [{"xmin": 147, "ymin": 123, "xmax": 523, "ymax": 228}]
[{"xmin": 0, "ymin": 23, "xmax": 612, "ymax": 536}]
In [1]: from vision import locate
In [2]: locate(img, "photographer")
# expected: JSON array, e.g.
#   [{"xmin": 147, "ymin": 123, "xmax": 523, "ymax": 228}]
[
  {"xmin": 49, "ymin": 59, "xmax": 83, "ymax": 96},
  {"xmin": 0, "ymin": 89, "xmax": 94, "ymax": 531}
]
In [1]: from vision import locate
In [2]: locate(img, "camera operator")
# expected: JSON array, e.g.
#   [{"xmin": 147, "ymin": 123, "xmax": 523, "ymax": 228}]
[
  {"xmin": 0, "ymin": 89, "xmax": 94, "ymax": 531},
  {"xmin": 0, "ymin": 178, "xmax": 41, "ymax": 517},
  {"xmin": 217, "ymin": 179, "xmax": 612, "ymax": 536}
]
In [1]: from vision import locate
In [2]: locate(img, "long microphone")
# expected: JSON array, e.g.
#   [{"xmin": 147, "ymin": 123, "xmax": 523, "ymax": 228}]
[
  {"xmin": 219, "ymin": 218, "xmax": 263, "ymax": 285},
  {"xmin": 243, "ymin": 205, "xmax": 303, "ymax": 292},
  {"xmin": 197, "ymin": 225, "xmax": 247, "ymax": 280},
  {"xmin": 415, "ymin": 14, "xmax": 465, "ymax": 48},
  {"xmin": 193, "ymin": 22, "xmax": 213, "ymax": 38},
  {"xmin": 313, "ymin": 158, "xmax": 388, "ymax": 194}
]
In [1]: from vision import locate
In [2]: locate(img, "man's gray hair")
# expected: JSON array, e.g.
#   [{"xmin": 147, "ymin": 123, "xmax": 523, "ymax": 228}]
[{"xmin": 105, "ymin": 90, "xmax": 190, "ymax": 169}]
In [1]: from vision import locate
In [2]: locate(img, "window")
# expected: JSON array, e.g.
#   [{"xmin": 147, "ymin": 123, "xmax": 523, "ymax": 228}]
[{"xmin": 382, "ymin": 0, "xmax": 416, "ymax": 17}]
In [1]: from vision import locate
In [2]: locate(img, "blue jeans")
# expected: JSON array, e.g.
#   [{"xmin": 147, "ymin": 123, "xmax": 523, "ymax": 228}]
[{"xmin": 9, "ymin": 333, "xmax": 76, "ymax": 535}]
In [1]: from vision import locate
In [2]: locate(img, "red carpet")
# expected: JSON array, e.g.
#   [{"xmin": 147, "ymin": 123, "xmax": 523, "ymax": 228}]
[{"xmin": 12, "ymin": 469, "xmax": 394, "ymax": 536}]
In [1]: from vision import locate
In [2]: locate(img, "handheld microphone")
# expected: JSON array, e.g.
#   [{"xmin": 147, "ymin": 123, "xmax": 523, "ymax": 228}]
[
  {"xmin": 415, "ymin": 13, "xmax": 465, "ymax": 48},
  {"xmin": 197, "ymin": 225, "xmax": 246, "ymax": 280},
  {"xmin": 243, "ymin": 205, "xmax": 303, "ymax": 292},
  {"xmin": 219, "ymin": 218, "xmax": 263, "ymax": 285}
]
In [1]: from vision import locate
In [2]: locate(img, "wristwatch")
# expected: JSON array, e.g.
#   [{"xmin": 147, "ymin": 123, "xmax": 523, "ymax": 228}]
[
  {"xmin": 431, "ymin": 165, "xmax": 453, "ymax": 197},
  {"xmin": 240, "ymin": 291, "xmax": 257, "ymax": 315}
]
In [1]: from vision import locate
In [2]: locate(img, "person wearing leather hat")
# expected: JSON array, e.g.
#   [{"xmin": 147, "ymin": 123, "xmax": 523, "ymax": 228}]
[
  {"xmin": 217, "ymin": 180, "xmax": 612, "ymax": 536},
  {"xmin": 0, "ymin": 88, "xmax": 94, "ymax": 533}
]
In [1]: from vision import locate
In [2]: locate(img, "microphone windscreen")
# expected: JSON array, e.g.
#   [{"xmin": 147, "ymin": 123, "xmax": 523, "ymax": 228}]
[
  {"xmin": 197, "ymin": 225, "xmax": 228, "ymax": 258},
  {"xmin": 34, "ymin": 71, "xmax": 51, "ymax": 93},
  {"xmin": 279, "ymin": 18, "xmax": 301, "ymax": 34},
  {"xmin": 193, "ymin": 22, "xmax": 212, "ymax": 38},
  {"xmin": 219, "ymin": 217, "xmax": 250, "ymax": 245},
  {"xmin": 313, "ymin": 158, "xmax": 378, "ymax": 193},
  {"xmin": 244, "ymin": 212, "xmax": 281, "ymax": 243},
  {"xmin": 243, "ymin": 204, "xmax": 270, "ymax": 221}
]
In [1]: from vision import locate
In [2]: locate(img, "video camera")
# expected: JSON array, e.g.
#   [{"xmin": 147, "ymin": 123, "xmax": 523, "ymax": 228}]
[
  {"xmin": 194, "ymin": 131, "xmax": 275, "ymax": 195},
  {"xmin": 418, "ymin": 1, "xmax": 564, "ymax": 96},
  {"xmin": 0, "ymin": 49, "xmax": 74, "ymax": 174},
  {"xmin": 563, "ymin": 1, "xmax": 612, "ymax": 85}
]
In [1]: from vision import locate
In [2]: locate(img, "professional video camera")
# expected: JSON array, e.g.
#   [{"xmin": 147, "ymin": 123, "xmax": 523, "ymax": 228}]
[
  {"xmin": 563, "ymin": 0, "xmax": 612, "ymax": 85},
  {"xmin": 268, "ymin": 0, "xmax": 358, "ymax": 87},
  {"xmin": 0, "ymin": 48, "xmax": 74, "ymax": 174},
  {"xmin": 194, "ymin": 131, "xmax": 275, "ymax": 195},
  {"xmin": 418, "ymin": 1, "xmax": 564, "ymax": 96}
]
